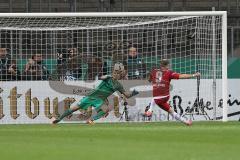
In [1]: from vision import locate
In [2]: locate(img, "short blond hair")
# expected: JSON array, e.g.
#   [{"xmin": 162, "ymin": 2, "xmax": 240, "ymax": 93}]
[
  {"xmin": 129, "ymin": 47, "xmax": 137, "ymax": 52},
  {"xmin": 160, "ymin": 59, "xmax": 170, "ymax": 67},
  {"xmin": 113, "ymin": 62, "xmax": 125, "ymax": 71}
]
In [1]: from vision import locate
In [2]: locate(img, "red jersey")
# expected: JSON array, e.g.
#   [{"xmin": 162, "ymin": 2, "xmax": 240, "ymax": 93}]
[{"xmin": 149, "ymin": 69, "xmax": 180, "ymax": 97}]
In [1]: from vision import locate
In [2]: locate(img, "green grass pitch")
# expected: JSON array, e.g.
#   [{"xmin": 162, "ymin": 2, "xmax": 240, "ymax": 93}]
[{"xmin": 0, "ymin": 122, "xmax": 239, "ymax": 160}]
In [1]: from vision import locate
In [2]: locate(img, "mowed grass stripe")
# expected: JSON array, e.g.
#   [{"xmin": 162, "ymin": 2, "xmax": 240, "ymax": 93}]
[{"xmin": 0, "ymin": 122, "xmax": 239, "ymax": 160}]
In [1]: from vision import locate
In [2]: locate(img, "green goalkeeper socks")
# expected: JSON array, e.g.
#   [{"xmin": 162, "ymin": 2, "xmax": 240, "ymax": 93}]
[
  {"xmin": 57, "ymin": 109, "xmax": 106, "ymax": 122},
  {"xmin": 58, "ymin": 109, "xmax": 74, "ymax": 121},
  {"xmin": 92, "ymin": 110, "xmax": 106, "ymax": 121}
]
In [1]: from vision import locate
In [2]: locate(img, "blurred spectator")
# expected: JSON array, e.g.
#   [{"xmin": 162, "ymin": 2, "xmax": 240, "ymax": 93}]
[
  {"xmin": 55, "ymin": 48, "xmax": 82, "ymax": 81},
  {"xmin": 68, "ymin": 48, "xmax": 78, "ymax": 58},
  {"xmin": 67, "ymin": 48, "xmax": 83, "ymax": 80},
  {"xmin": 55, "ymin": 48, "xmax": 68, "ymax": 80},
  {"xmin": 112, "ymin": 51, "xmax": 128, "ymax": 66},
  {"xmin": 0, "ymin": 48, "xmax": 21, "ymax": 81},
  {"xmin": 0, "ymin": 48, "xmax": 10, "ymax": 80},
  {"xmin": 234, "ymin": 46, "xmax": 240, "ymax": 57},
  {"xmin": 23, "ymin": 54, "xmax": 49, "ymax": 80},
  {"xmin": 127, "ymin": 47, "xmax": 146, "ymax": 79},
  {"xmin": 7, "ymin": 60, "xmax": 21, "ymax": 81},
  {"xmin": 86, "ymin": 54, "xmax": 103, "ymax": 80}
]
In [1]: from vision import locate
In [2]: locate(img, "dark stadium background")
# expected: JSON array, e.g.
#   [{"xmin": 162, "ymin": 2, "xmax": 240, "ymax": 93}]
[{"xmin": 0, "ymin": 0, "xmax": 239, "ymax": 78}]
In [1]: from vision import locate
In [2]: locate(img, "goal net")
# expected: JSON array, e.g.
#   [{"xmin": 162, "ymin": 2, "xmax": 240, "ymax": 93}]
[{"xmin": 0, "ymin": 12, "xmax": 227, "ymax": 124}]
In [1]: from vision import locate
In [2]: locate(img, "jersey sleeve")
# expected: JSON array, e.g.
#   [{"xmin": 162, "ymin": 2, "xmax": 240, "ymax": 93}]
[
  {"xmin": 101, "ymin": 75, "xmax": 112, "ymax": 81},
  {"xmin": 117, "ymin": 83, "xmax": 125, "ymax": 94},
  {"xmin": 169, "ymin": 71, "xmax": 180, "ymax": 80},
  {"xmin": 149, "ymin": 70, "xmax": 155, "ymax": 82}
]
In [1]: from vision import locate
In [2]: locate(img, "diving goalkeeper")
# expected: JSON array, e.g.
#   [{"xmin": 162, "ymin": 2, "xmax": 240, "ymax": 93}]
[{"xmin": 52, "ymin": 63, "xmax": 139, "ymax": 124}]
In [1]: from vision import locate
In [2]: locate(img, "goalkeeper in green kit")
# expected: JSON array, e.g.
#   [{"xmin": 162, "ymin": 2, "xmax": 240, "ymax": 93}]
[{"xmin": 52, "ymin": 63, "xmax": 139, "ymax": 124}]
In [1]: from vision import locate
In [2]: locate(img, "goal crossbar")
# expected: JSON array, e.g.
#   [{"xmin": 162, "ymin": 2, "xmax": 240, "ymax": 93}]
[{"xmin": 0, "ymin": 11, "xmax": 227, "ymax": 17}]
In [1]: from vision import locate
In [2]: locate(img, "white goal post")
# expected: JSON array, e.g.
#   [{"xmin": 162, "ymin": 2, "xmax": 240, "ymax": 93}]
[{"xmin": 0, "ymin": 12, "xmax": 228, "ymax": 124}]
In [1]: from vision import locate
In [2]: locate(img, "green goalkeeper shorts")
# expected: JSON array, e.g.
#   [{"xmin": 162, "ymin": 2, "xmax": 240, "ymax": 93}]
[{"xmin": 77, "ymin": 96, "xmax": 104, "ymax": 111}]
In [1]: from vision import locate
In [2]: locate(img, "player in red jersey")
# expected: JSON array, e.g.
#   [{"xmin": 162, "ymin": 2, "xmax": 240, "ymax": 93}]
[{"xmin": 146, "ymin": 59, "xmax": 200, "ymax": 126}]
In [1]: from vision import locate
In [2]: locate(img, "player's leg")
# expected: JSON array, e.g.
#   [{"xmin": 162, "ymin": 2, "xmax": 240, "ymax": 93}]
[
  {"xmin": 167, "ymin": 107, "xmax": 192, "ymax": 126},
  {"xmin": 52, "ymin": 105, "xmax": 79, "ymax": 124},
  {"xmin": 154, "ymin": 98, "xmax": 192, "ymax": 126},
  {"xmin": 78, "ymin": 107, "xmax": 93, "ymax": 120},
  {"xmin": 145, "ymin": 98, "xmax": 155, "ymax": 116},
  {"xmin": 99, "ymin": 99, "xmax": 110, "ymax": 118},
  {"xmin": 53, "ymin": 97, "xmax": 91, "ymax": 124},
  {"xmin": 86, "ymin": 110, "xmax": 107, "ymax": 124},
  {"xmin": 87, "ymin": 99, "xmax": 109, "ymax": 124},
  {"xmin": 92, "ymin": 109, "xmax": 108, "ymax": 120}
]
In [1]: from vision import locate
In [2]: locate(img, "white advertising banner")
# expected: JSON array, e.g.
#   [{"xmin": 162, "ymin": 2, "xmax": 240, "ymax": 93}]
[{"xmin": 0, "ymin": 79, "xmax": 239, "ymax": 124}]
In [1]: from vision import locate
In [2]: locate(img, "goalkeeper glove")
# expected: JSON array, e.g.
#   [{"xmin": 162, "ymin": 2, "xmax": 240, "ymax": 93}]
[{"xmin": 131, "ymin": 89, "xmax": 139, "ymax": 97}]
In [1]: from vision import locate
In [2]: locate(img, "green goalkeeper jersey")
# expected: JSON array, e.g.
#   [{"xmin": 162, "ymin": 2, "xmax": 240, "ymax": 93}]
[{"xmin": 86, "ymin": 76, "xmax": 125, "ymax": 100}]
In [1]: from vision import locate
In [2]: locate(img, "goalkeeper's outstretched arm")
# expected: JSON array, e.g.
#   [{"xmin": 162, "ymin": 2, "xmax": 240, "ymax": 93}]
[
  {"xmin": 122, "ymin": 89, "xmax": 139, "ymax": 98},
  {"xmin": 100, "ymin": 75, "xmax": 111, "ymax": 80},
  {"xmin": 179, "ymin": 72, "xmax": 201, "ymax": 79}
]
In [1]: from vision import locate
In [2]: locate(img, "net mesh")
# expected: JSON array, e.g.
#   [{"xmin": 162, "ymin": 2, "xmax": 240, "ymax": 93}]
[{"xmin": 0, "ymin": 14, "xmax": 224, "ymax": 123}]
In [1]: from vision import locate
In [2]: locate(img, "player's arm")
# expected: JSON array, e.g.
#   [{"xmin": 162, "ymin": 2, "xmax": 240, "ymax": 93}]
[
  {"xmin": 100, "ymin": 75, "xmax": 111, "ymax": 80},
  {"xmin": 122, "ymin": 90, "xmax": 139, "ymax": 98},
  {"xmin": 179, "ymin": 72, "xmax": 201, "ymax": 79},
  {"xmin": 147, "ymin": 72, "xmax": 152, "ymax": 83},
  {"xmin": 117, "ymin": 82, "xmax": 139, "ymax": 98}
]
